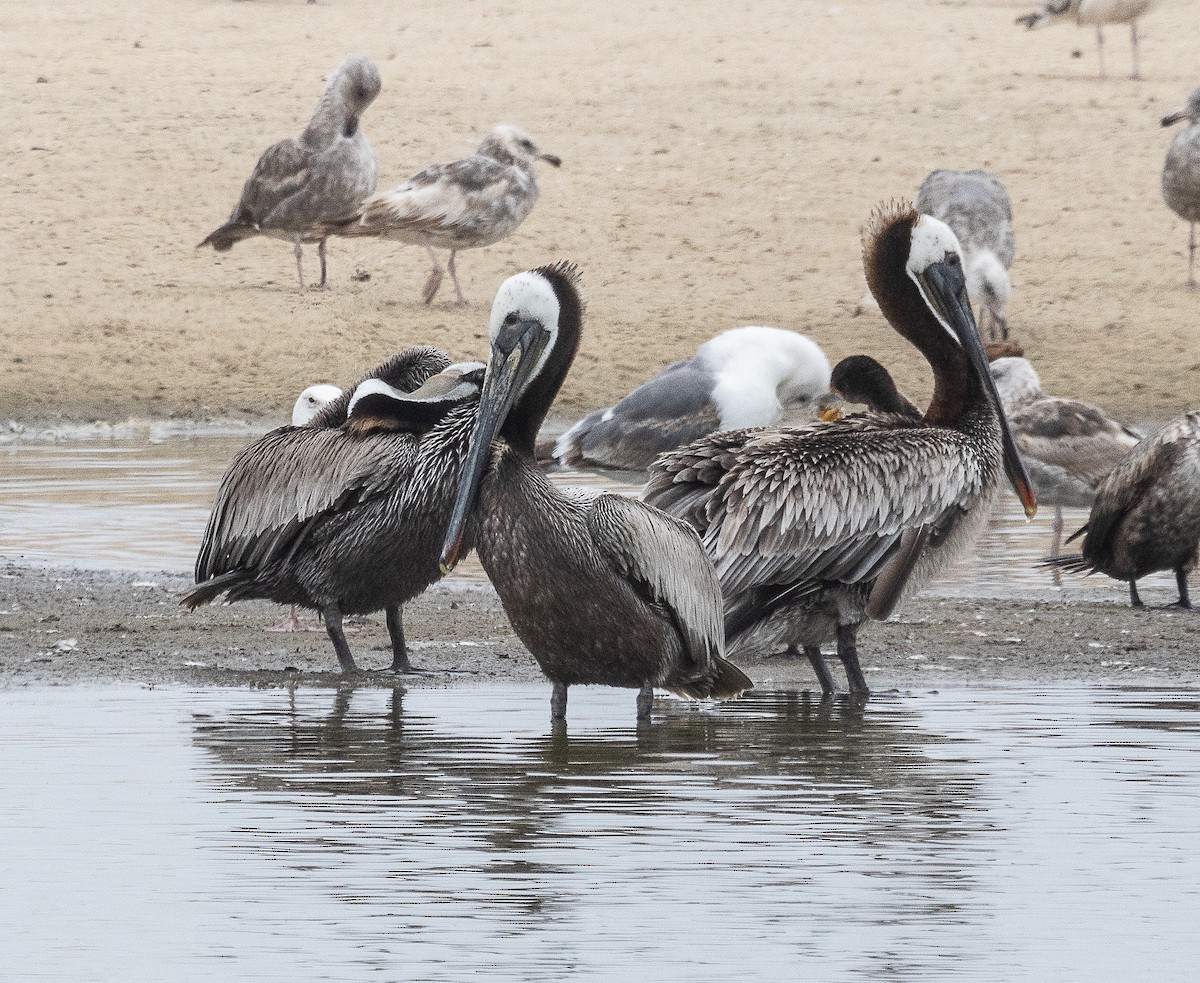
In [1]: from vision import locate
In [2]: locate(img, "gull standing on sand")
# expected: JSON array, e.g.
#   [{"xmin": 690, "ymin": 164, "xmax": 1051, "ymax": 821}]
[
  {"xmin": 338, "ymin": 125, "xmax": 561, "ymax": 306},
  {"xmin": 915, "ymin": 170, "xmax": 1016, "ymax": 343},
  {"xmin": 1016, "ymin": 1, "xmax": 1161, "ymax": 80},
  {"xmin": 198, "ymin": 56, "xmax": 382, "ymax": 290},
  {"xmin": 1162, "ymin": 85, "xmax": 1200, "ymax": 287},
  {"xmin": 554, "ymin": 327, "xmax": 832, "ymax": 471}
]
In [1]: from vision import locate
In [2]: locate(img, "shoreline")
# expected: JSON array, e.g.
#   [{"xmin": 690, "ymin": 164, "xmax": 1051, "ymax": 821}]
[{"xmin": 3, "ymin": 562, "xmax": 1195, "ymax": 692}]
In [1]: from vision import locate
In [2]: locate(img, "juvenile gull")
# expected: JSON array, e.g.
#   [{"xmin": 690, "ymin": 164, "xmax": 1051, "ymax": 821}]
[
  {"xmin": 554, "ymin": 326, "xmax": 831, "ymax": 471},
  {"xmin": 198, "ymin": 56, "xmax": 382, "ymax": 290},
  {"xmin": 1016, "ymin": 0, "xmax": 1161, "ymax": 80},
  {"xmin": 915, "ymin": 169, "xmax": 1015, "ymax": 342},
  {"xmin": 1046, "ymin": 412, "xmax": 1200, "ymax": 607},
  {"xmin": 1162, "ymin": 85, "xmax": 1200, "ymax": 287},
  {"xmin": 339, "ymin": 124, "xmax": 561, "ymax": 305}
]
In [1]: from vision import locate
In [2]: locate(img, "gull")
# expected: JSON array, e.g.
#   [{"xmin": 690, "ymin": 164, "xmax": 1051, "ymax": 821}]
[
  {"xmin": 198, "ymin": 56, "xmax": 382, "ymax": 289},
  {"xmin": 339, "ymin": 124, "xmax": 560, "ymax": 305},
  {"xmin": 1162, "ymin": 85, "xmax": 1200, "ymax": 287},
  {"xmin": 1016, "ymin": 1, "xmax": 1161, "ymax": 80}
]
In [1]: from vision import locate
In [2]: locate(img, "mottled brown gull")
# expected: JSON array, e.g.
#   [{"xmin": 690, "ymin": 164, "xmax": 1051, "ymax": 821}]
[
  {"xmin": 198, "ymin": 56, "xmax": 382, "ymax": 290},
  {"xmin": 338, "ymin": 124, "xmax": 561, "ymax": 305}
]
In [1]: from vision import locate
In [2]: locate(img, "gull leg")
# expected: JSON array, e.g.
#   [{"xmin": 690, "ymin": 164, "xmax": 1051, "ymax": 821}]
[
  {"xmin": 1189, "ymin": 224, "xmax": 1196, "ymax": 288},
  {"xmin": 316, "ymin": 238, "xmax": 329, "ymax": 290},
  {"xmin": 1176, "ymin": 569, "xmax": 1192, "ymax": 609},
  {"xmin": 1095, "ymin": 26, "xmax": 1106, "ymax": 80},
  {"xmin": 385, "ymin": 604, "xmax": 419, "ymax": 673},
  {"xmin": 293, "ymin": 238, "xmax": 305, "ymax": 290},
  {"xmin": 1129, "ymin": 580, "xmax": 1144, "ymax": 609},
  {"xmin": 802, "ymin": 645, "xmax": 837, "ymax": 696},
  {"xmin": 422, "ymin": 246, "xmax": 445, "ymax": 304},
  {"xmin": 837, "ymin": 623, "xmax": 870, "ymax": 695},
  {"xmin": 448, "ymin": 249, "xmax": 468, "ymax": 306},
  {"xmin": 636, "ymin": 683, "xmax": 654, "ymax": 721},
  {"xmin": 323, "ymin": 604, "xmax": 358, "ymax": 673},
  {"xmin": 1129, "ymin": 21, "xmax": 1142, "ymax": 81},
  {"xmin": 267, "ymin": 604, "xmax": 307, "ymax": 632},
  {"xmin": 1050, "ymin": 505, "xmax": 1064, "ymax": 587},
  {"xmin": 551, "ymin": 682, "xmax": 568, "ymax": 721}
]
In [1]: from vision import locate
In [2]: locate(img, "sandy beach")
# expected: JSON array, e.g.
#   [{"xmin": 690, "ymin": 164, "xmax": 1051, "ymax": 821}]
[{"xmin": 2, "ymin": 0, "xmax": 1199, "ymax": 427}]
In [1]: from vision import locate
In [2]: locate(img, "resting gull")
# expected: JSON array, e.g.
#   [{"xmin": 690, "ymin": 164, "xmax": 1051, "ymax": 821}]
[
  {"xmin": 553, "ymin": 326, "xmax": 831, "ymax": 471},
  {"xmin": 291, "ymin": 384, "xmax": 344, "ymax": 427},
  {"xmin": 915, "ymin": 169, "xmax": 1016, "ymax": 343},
  {"xmin": 1016, "ymin": 0, "xmax": 1161, "ymax": 80},
  {"xmin": 338, "ymin": 124, "xmax": 561, "ymax": 305},
  {"xmin": 198, "ymin": 55, "xmax": 382, "ymax": 290},
  {"xmin": 1162, "ymin": 85, "xmax": 1200, "ymax": 287}
]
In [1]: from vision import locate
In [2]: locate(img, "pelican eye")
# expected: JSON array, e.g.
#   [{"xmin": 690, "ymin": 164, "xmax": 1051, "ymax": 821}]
[
  {"xmin": 945, "ymin": 252, "xmax": 961, "ymax": 267},
  {"xmin": 502, "ymin": 312, "xmax": 520, "ymax": 327}
]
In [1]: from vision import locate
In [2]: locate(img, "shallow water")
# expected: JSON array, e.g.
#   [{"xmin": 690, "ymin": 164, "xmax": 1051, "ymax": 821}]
[
  {"xmin": 2, "ymin": 684, "xmax": 1199, "ymax": 981},
  {"xmin": 0, "ymin": 435, "xmax": 1184, "ymax": 602}
]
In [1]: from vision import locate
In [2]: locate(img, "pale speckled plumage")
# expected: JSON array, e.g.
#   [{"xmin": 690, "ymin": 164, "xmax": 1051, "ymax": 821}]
[
  {"xmin": 1162, "ymin": 86, "xmax": 1200, "ymax": 286},
  {"xmin": 1052, "ymin": 412, "xmax": 1200, "ymax": 605},
  {"xmin": 554, "ymin": 327, "xmax": 831, "ymax": 471},
  {"xmin": 340, "ymin": 124, "xmax": 560, "ymax": 304},
  {"xmin": 183, "ymin": 347, "xmax": 483, "ymax": 673},
  {"xmin": 915, "ymin": 170, "xmax": 1015, "ymax": 342},
  {"xmin": 198, "ymin": 56, "xmax": 382, "ymax": 288},
  {"xmin": 1017, "ymin": 0, "xmax": 1160, "ymax": 79},
  {"xmin": 991, "ymin": 356, "xmax": 1140, "ymax": 506}
]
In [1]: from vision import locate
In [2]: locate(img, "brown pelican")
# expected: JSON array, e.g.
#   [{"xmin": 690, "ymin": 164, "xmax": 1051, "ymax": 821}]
[
  {"xmin": 184, "ymin": 349, "xmax": 484, "ymax": 674},
  {"xmin": 438, "ymin": 263, "xmax": 753, "ymax": 722},
  {"xmin": 338, "ymin": 125, "xmax": 561, "ymax": 306},
  {"xmin": 198, "ymin": 56, "xmax": 382, "ymax": 290},
  {"xmin": 1162, "ymin": 86, "xmax": 1200, "ymax": 287},
  {"xmin": 645, "ymin": 204, "xmax": 1037, "ymax": 696},
  {"xmin": 553, "ymin": 326, "xmax": 831, "ymax": 471},
  {"xmin": 915, "ymin": 170, "xmax": 1015, "ymax": 343},
  {"xmin": 1047, "ymin": 412, "xmax": 1200, "ymax": 607},
  {"xmin": 1016, "ymin": 0, "xmax": 1161, "ymax": 80}
]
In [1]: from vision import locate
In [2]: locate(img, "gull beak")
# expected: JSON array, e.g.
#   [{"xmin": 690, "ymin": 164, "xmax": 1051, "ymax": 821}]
[{"xmin": 539, "ymin": 153, "xmax": 562, "ymax": 168}]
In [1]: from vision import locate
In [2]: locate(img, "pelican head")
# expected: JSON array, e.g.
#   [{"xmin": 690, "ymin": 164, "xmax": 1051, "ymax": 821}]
[
  {"xmin": 480, "ymin": 124, "xmax": 562, "ymax": 168},
  {"xmin": 1163, "ymin": 86, "xmax": 1200, "ymax": 128},
  {"xmin": 292, "ymin": 384, "xmax": 343, "ymax": 426},
  {"xmin": 440, "ymin": 263, "xmax": 583, "ymax": 571},
  {"xmin": 866, "ymin": 204, "xmax": 1037, "ymax": 517}
]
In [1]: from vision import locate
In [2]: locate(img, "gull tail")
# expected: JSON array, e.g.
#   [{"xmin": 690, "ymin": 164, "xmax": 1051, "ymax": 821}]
[
  {"xmin": 198, "ymin": 220, "xmax": 257, "ymax": 252},
  {"xmin": 1016, "ymin": 1, "xmax": 1073, "ymax": 29}
]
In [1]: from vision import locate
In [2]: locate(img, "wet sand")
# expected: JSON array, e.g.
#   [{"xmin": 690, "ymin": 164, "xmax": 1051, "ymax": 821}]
[
  {"xmin": 2, "ymin": 561, "xmax": 1195, "ymax": 692},
  {"xmin": 3, "ymin": 0, "xmax": 1200, "ymax": 426}
]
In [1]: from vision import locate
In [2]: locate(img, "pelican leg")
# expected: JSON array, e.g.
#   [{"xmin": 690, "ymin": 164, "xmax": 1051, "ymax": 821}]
[
  {"xmin": 1188, "ymin": 224, "xmax": 1196, "ymax": 288},
  {"xmin": 422, "ymin": 246, "xmax": 445, "ymax": 304},
  {"xmin": 1095, "ymin": 26, "xmax": 1107, "ymax": 80},
  {"xmin": 1129, "ymin": 21, "xmax": 1142, "ymax": 81},
  {"xmin": 836, "ymin": 623, "xmax": 870, "ymax": 695},
  {"xmin": 802, "ymin": 645, "xmax": 837, "ymax": 696},
  {"xmin": 551, "ymin": 682, "xmax": 568, "ymax": 721},
  {"xmin": 316, "ymin": 238, "xmax": 329, "ymax": 290},
  {"xmin": 1175, "ymin": 569, "xmax": 1193, "ymax": 609},
  {"xmin": 1129, "ymin": 580, "xmax": 1144, "ymax": 608},
  {"xmin": 636, "ymin": 683, "xmax": 654, "ymax": 721},
  {"xmin": 293, "ymin": 238, "xmax": 306, "ymax": 290},
  {"xmin": 386, "ymin": 605, "xmax": 419, "ymax": 673},
  {"xmin": 323, "ymin": 604, "xmax": 359, "ymax": 673},
  {"xmin": 447, "ymin": 250, "xmax": 468, "ymax": 306}
]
